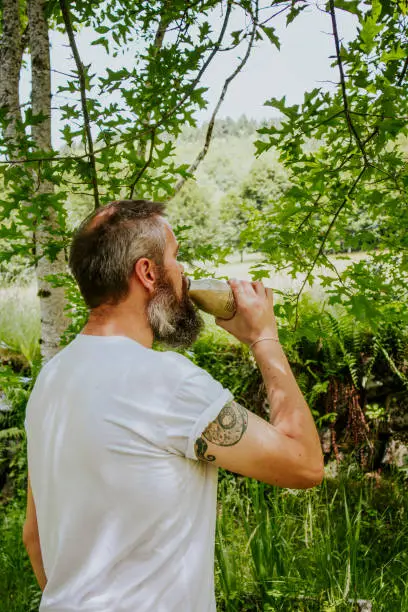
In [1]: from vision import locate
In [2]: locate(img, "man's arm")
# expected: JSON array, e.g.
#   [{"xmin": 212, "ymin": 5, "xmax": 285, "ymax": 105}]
[
  {"xmin": 23, "ymin": 475, "xmax": 47, "ymax": 591},
  {"xmin": 194, "ymin": 280, "xmax": 324, "ymax": 488}
]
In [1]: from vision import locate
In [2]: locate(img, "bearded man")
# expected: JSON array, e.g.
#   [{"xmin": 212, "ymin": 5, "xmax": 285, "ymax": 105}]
[{"xmin": 23, "ymin": 199, "xmax": 323, "ymax": 612}]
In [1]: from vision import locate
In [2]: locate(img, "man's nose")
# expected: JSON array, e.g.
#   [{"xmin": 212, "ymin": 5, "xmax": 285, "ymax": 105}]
[{"xmin": 179, "ymin": 262, "xmax": 185, "ymax": 273}]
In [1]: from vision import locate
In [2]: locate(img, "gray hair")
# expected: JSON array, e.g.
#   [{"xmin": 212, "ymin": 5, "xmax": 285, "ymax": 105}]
[{"xmin": 69, "ymin": 200, "xmax": 166, "ymax": 308}]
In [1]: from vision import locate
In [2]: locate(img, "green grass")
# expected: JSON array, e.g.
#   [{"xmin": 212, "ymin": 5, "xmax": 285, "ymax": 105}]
[
  {"xmin": 215, "ymin": 470, "xmax": 408, "ymax": 611},
  {"xmin": 1, "ymin": 470, "xmax": 407, "ymax": 611},
  {"xmin": 0, "ymin": 501, "xmax": 41, "ymax": 612},
  {"xmin": 0, "ymin": 286, "xmax": 40, "ymax": 366}
]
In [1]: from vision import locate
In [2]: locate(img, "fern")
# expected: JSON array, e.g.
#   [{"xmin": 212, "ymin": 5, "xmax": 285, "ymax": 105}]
[
  {"xmin": 0, "ymin": 426, "xmax": 25, "ymax": 442},
  {"xmin": 375, "ymin": 337, "xmax": 408, "ymax": 389}
]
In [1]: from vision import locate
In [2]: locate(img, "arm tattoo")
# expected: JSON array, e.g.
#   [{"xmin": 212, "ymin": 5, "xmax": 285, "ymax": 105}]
[{"xmin": 194, "ymin": 400, "xmax": 248, "ymax": 462}]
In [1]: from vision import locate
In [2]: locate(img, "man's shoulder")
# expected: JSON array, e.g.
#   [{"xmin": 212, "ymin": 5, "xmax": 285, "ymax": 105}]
[
  {"xmin": 159, "ymin": 350, "xmax": 227, "ymax": 402},
  {"xmin": 158, "ymin": 349, "xmax": 202, "ymax": 378}
]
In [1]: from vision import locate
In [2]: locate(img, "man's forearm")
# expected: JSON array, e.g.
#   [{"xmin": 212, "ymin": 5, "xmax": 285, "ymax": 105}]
[
  {"xmin": 252, "ymin": 340, "xmax": 322, "ymax": 459},
  {"xmin": 25, "ymin": 538, "xmax": 47, "ymax": 591}
]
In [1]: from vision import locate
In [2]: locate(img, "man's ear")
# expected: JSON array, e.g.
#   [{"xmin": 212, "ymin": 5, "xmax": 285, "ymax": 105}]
[{"xmin": 134, "ymin": 258, "xmax": 157, "ymax": 294}]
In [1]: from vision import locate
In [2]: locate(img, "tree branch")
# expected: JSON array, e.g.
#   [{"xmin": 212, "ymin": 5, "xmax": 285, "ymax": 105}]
[
  {"xmin": 294, "ymin": 194, "xmax": 322, "ymax": 233},
  {"xmin": 59, "ymin": 0, "xmax": 100, "ymax": 209},
  {"xmin": 294, "ymin": 166, "xmax": 367, "ymax": 329},
  {"xmin": 173, "ymin": 0, "xmax": 259, "ymax": 194},
  {"xmin": 326, "ymin": 126, "xmax": 379, "ymax": 176},
  {"xmin": 329, "ymin": 0, "xmax": 368, "ymax": 166},
  {"xmin": 0, "ymin": 0, "xmax": 232, "ymax": 168},
  {"xmin": 159, "ymin": 0, "xmax": 233, "ymax": 126},
  {"xmin": 132, "ymin": 9, "xmax": 169, "ymax": 192},
  {"xmin": 398, "ymin": 56, "xmax": 408, "ymax": 86},
  {"xmin": 128, "ymin": 129, "xmax": 156, "ymax": 199},
  {"xmin": 321, "ymin": 253, "xmax": 348, "ymax": 291}
]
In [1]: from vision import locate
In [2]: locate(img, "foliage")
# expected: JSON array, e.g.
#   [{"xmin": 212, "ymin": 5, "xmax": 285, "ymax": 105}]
[
  {"xmin": 0, "ymin": 286, "xmax": 40, "ymax": 365},
  {"xmin": 248, "ymin": 0, "xmax": 408, "ymax": 328},
  {"xmin": 0, "ymin": 0, "xmax": 278, "ymax": 277},
  {"xmin": 167, "ymin": 180, "xmax": 218, "ymax": 245},
  {"xmin": 0, "ymin": 366, "xmax": 32, "ymax": 500},
  {"xmin": 219, "ymin": 153, "xmax": 290, "ymax": 253},
  {"xmin": 190, "ymin": 325, "xmax": 263, "ymax": 410},
  {"xmin": 176, "ymin": 117, "xmax": 269, "ymax": 203}
]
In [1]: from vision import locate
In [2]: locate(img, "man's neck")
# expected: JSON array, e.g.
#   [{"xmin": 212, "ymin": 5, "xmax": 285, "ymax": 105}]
[{"xmin": 81, "ymin": 304, "xmax": 154, "ymax": 349}]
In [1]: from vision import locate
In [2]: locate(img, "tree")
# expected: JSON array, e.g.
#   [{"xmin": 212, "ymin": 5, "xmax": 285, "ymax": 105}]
[
  {"xmin": 167, "ymin": 180, "xmax": 216, "ymax": 245},
  {"xmin": 28, "ymin": 0, "xmax": 67, "ymax": 360},
  {"xmin": 0, "ymin": 0, "xmax": 283, "ymax": 360},
  {"xmin": 219, "ymin": 153, "xmax": 289, "ymax": 257},
  {"xmin": 249, "ymin": 0, "xmax": 408, "ymax": 329},
  {"xmin": 1, "ymin": 0, "xmax": 406, "ymax": 361}
]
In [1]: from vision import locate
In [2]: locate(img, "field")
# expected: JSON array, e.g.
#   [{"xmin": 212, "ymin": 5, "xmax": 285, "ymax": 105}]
[
  {"xmin": 208, "ymin": 251, "xmax": 368, "ymax": 296},
  {"xmin": 0, "ymin": 251, "xmax": 368, "ymax": 362}
]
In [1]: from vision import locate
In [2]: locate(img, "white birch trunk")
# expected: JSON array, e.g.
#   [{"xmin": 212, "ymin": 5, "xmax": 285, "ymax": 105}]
[
  {"xmin": 0, "ymin": 0, "xmax": 22, "ymax": 143},
  {"xmin": 28, "ymin": 0, "xmax": 68, "ymax": 362}
]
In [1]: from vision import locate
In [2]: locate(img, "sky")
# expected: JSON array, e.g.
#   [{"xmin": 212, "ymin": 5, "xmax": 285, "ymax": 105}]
[
  {"xmin": 195, "ymin": 3, "xmax": 358, "ymax": 121},
  {"xmin": 20, "ymin": 3, "xmax": 358, "ymax": 147}
]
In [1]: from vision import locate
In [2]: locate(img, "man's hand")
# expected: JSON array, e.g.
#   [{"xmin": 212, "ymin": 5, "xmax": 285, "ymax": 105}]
[
  {"xmin": 198, "ymin": 277, "xmax": 324, "ymax": 489},
  {"xmin": 215, "ymin": 279, "xmax": 278, "ymax": 346}
]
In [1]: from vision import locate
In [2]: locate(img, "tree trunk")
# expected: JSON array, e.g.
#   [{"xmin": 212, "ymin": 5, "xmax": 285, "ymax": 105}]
[
  {"xmin": 28, "ymin": 0, "xmax": 67, "ymax": 362},
  {"xmin": 0, "ymin": 0, "xmax": 22, "ymax": 143}
]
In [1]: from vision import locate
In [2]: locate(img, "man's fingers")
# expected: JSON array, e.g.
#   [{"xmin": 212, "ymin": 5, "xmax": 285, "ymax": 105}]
[
  {"xmin": 229, "ymin": 279, "xmax": 269, "ymax": 309},
  {"xmin": 252, "ymin": 281, "xmax": 266, "ymax": 296},
  {"xmin": 237, "ymin": 280, "xmax": 253, "ymax": 296},
  {"xmin": 266, "ymin": 287, "xmax": 274, "ymax": 305}
]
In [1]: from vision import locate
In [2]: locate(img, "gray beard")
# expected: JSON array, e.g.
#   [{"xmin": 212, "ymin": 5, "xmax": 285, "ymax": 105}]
[{"xmin": 147, "ymin": 272, "xmax": 203, "ymax": 348}]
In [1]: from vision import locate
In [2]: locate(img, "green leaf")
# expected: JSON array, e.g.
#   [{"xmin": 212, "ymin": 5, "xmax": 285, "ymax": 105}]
[
  {"xmin": 381, "ymin": 45, "xmax": 407, "ymax": 62},
  {"xmin": 230, "ymin": 29, "xmax": 242, "ymax": 46},
  {"xmin": 91, "ymin": 36, "xmax": 109, "ymax": 53},
  {"xmin": 326, "ymin": 0, "xmax": 360, "ymax": 15},
  {"xmin": 371, "ymin": 0, "xmax": 382, "ymax": 21},
  {"xmin": 359, "ymin": 16, "xmax": 384, "ymax": 54},
  {"xmin": 260, "ymin": 26, "xmax": 280, "ymax": 50},
  {"xmin": 286, "ymin": 2, "xmax": 307, "ymax": 25}
]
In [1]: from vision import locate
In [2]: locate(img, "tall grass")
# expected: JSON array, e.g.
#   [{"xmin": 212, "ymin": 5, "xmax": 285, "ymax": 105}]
[
  {"xmin": 0, "ymin": 285, "xmax": 40, "ymax": 366},
  {"xmin": 215, "ymin": 469, "xmax": 408, "ymax": 611},
  {"xmin": 1, "ymin": 464, "xmax": 407, "ymax": 610},
  {"xmin": 0, "ymin": 501, "xmax": 41, "ymax": 611}
]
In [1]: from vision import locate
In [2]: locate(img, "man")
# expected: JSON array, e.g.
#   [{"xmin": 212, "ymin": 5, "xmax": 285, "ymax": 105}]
[{"xmin": 23, "ymin": 199, "xmax": 323, "ymax": 611}]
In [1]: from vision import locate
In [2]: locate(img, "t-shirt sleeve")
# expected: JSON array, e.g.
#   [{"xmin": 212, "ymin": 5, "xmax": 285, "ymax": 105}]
[{"xmin": 166, "ymin": 363, "xmax": 233, "ymax": 461}]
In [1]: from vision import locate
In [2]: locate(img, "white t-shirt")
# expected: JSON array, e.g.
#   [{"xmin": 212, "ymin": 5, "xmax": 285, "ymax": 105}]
[{"xmin": 25, "ymin": 334, "xmax": 232, "ymax": 612}]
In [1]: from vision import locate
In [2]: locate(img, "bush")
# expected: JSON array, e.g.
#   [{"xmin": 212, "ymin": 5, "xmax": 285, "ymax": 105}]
[{"xmin": 190, "ymin": 326, "xmax": 263, "ymax": 415}]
